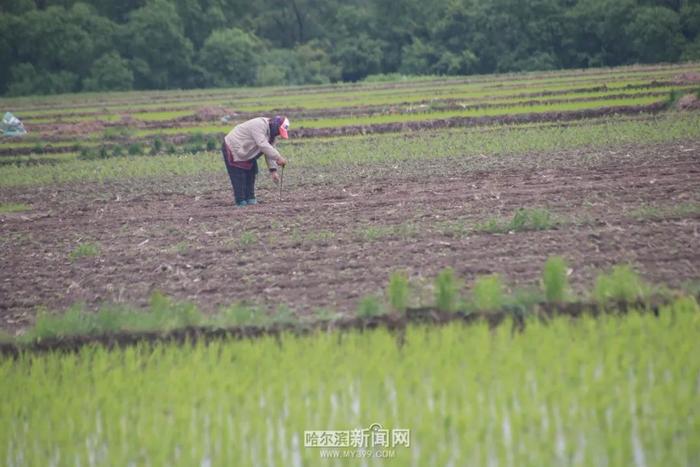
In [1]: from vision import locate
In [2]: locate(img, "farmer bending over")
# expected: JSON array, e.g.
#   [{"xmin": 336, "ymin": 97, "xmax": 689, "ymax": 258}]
[{"xmin": 222, "ymin": 116, "xmax": 289, "ymax": 207}]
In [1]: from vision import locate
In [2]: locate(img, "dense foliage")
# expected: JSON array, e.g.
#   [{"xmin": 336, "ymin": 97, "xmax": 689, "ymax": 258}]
[{"xmin": 0, "ymin": 0, "xmax": 699, "ymax": 95}]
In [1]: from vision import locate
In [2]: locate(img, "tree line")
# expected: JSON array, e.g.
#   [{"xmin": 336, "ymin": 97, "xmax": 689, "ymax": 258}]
[{"xmin": 0, "ymin": 0, "xmax": 699, "ymax": 96}]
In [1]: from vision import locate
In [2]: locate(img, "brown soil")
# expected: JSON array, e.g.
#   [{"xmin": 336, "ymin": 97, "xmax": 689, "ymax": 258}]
[
  {"xmin": 677, "ymin": 93, "xmax": 700, "ymax": 111},
  {"xmin": 673, "ymin": 72, "xmax": 700, "ymax": 84},
  {"xmin": 0, "ymin": 141, "xmax": 698, "ymax": 333}
]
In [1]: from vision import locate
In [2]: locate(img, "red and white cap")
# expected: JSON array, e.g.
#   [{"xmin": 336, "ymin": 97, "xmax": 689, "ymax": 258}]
[{"xmin": 278, "ymin": 117, "xmax": 290, "ymax": 139}]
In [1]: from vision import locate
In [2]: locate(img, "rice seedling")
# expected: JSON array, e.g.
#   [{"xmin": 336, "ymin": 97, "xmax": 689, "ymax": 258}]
[
  {"xmin": 629, "ymin": 202, "xmax": 700, "ymax": 220},
  {"xmin": 471, "ymin": 274, "xmax": 505, "ymax": 311},
  {"xmin": 239, "ymin": 231, "xmax": 257, "ymax": 246},
  {"xmin": 0, "ymin": 202, "xmax": 30, "ymax": 213},
  {"xmin": 541, "ymin": 256, "xmax": 571, "ymax": 303},
  {"xmin": 593, "ymin": 265, "xmax": 650, "ymax": 304},
  {"xmin": 387, "ymin": 271, "xmax": 410, "ymax": 314},
  {"xmin": 214, "ymin": 303, "xmax": 267, "ymax": 327},
  {"xmin": 68, "ymin": 242, "xmax": 99, "ymax": 261},
  {"xmin": 475, "ymin": 208, "xmax": 557, "ymax": 234},
  {"xmin": 1, "ymin": 297, "xmax": 697, "ymax": 466},
  {"xmin": 2, "ymin": 113, "xmax": 699, "ymax": 188},
  {"xmin": 356, "ymin": 295, "xmax": 385, "ymax": 318},
  {"xmin": 434, "ymin": 267, "xmax": 460, "ymax": 312}
]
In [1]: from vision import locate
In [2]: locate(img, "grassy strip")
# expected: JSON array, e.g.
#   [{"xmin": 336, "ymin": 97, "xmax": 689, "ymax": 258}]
[
  {"xmin": 629, "ymin": 202, "xmax": 700, "ymax": 220},
  {"xmin": 294, "ymin": 95, "xmax": 665, "ymax": 128},
  {"xmin": 0, "ymin": 298, "xmax": 697, "ymax": 464},
  {"xmin": 0, "ymin": 202, "xmax": 30, "ymax": 213},
  {"xmin": 0, "ymin": 64, "xmax": 697, "ymax": 117},
  {"xmin": 1, "ymin": 112, "xmax": 698, "ymax": 187},
  {"xmin": 16, "ymin": 85, "xmax": 685, "ymax": 130},
  {"xmin": 29, "ymin": 95, "xmax": 669, "ymax": 143},
  {"xmin": 5, "ymin": 258, "xmax": 684, "ymax": 343},
  {"xmin": 473, "ymin": 208, "xmax": 558, "ymax": 233}
]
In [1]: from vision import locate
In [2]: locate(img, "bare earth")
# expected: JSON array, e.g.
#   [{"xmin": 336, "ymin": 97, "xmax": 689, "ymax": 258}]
[{"xmin": 1, "ymin": 141, "xmax": 699, "ymax": 332}]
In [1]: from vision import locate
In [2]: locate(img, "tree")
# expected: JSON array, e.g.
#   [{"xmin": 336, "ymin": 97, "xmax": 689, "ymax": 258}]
[
  {"xmin": 563, "ymin": 0, "xmax": 637, "ymax": 67},
  {"xmin": 627, "ymin": 6, "xmax": 685, "ymax": 62},
  {"xmin": 400, "ymin": 38, "xmax": 438, "ymax": 75},
  {"xmin": 6, "ymin": 63, "xmax": 78, "ymax": 96},
  {"xmin": 173, "ymin": 0, "xmax": 227, "ymax": 48},
  {"xmin": 198, "ymin": 28, "xmax": 262, "ymax": 87},
  {"xmin": 256, "ymin": 41, "xmax": 340, "ymax": 86},
  {"xmin": 0, "ymin": 14, "xmax": 19, "ymax": 94},
  {"xmin": 333, "ymin": 34, "xmax": 385, "ymax": 81},
  {"xmin": 681, "ymin": 36, "xmax": 700, "ymax": 60},
  {"xmin": 123, "ymin": 0, "xmax": 195, "ymax": 89},
  {"xmin": 82, "ymin": 52, "xmax": 134, "ymax": 91},
  {"xmin": 0, "ymin": 0, "xmax": 35, "ymax": 14},
  {"xmin": 680, "ymin": 4, "xmax": 700, "ymax": 39}
]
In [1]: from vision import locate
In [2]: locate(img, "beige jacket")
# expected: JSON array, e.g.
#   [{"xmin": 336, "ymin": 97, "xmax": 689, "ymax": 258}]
[{"xmin": 224, "ymin": 117, "xmax": 283, "ymax": 170}]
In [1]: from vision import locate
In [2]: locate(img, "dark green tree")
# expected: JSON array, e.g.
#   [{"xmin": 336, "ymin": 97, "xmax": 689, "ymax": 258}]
[
  {"xmin": 256, "ymin": 40, "xmax": 339, "ymax": 85},
  {"xmin": 627, "ymin": 6, "xmax": 685, "ymax": 62},
  {"xmin": 123, "ymin": 0, "xmax": 195, "ymax": 88},
  {"xmin": 198, "ymin": 28, "xmax": 262, "ymax": 86},
  {"xmin": 6, "ymin": 63, "xmax": 78, "ymax": 95},
  {"xmin": 82, "ymin": 52, "xmax": 134, "ymax": 91},
  {"xmin": 333, "ymin": 34, "xmax": 385, "ymax": 81}
]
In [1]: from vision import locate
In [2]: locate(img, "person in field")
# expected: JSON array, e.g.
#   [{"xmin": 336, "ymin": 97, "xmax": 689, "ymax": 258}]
[{"xmin": 222, "ymin": 116, "xmax": 289, "ymax": 206}]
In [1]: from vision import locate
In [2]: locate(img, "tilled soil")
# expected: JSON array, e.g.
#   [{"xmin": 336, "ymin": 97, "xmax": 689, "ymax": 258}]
[{"xmin": 1, "ymin": 141, "xmax": 698, "ymax": 332}]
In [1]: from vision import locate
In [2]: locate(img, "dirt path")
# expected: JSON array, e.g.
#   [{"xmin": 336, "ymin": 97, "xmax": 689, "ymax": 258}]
[{"xmin": 1, "ymin": 142, "xmax": 698, "ymax": 332}]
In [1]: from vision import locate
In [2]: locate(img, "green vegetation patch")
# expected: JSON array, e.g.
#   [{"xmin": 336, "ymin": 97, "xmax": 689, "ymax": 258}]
[
  {"xmin": 0, "ymin": 202, "xmax": 30, "ymax": 213},
  {"xmin": 68, "ymin": 242, "xmax": 100, "ymax": 261},
  {"xmin": 2, "ymin": 297, "xmax": 698, "ymax": 465},
  {"xmin": 475, "ymin": 208, "xmax": 557, "ymax": 234},
  {"xmin": 629, "ymin": 202, "xmax": 700, "ymax": 220}
]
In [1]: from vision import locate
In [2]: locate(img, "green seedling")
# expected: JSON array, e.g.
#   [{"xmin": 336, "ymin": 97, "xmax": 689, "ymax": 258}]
[
  {"xmin": 593, "ymin": 265, "xmax": 650, "ymax": 304},
  {"xmin": 357, "ymin": 295, "xmax": 384, "ymax": 318},
  {"xmin": 69, "ymin": 242, "xmax": 99, "ymax": 261},
  {"xmin": 434, "ymin": 267, "xmax": 460, "ymax": 312},
  {"xmin": 541, "ymin": 256, "xmax": 570, "ymax": 303},
  {"xmin": 387, "ymin": 271, "xmax": 410, "ymax": 314},
  {"xmin": 472, "ymin": 274, "xmax": 505, "ymax": 311}
]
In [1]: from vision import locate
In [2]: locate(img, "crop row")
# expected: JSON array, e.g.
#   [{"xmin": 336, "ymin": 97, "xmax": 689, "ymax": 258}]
[
  {"xmin": 1, "ymin": 112, "xmax": 698, "ymax": 188},
  {"xmin": 2, "ymin": 63, "xmax": 696, "ymax": 121},
  {"xmin": 17, "ymin": 84, "xmax": 685, "ymax": 126},
  {"xmin": 6, "ymin": 93, "xmax": 676, "ymax": 149}
]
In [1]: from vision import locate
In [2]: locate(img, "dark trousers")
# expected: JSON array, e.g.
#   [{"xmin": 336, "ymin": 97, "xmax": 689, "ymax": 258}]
[{"xmin": 222, "ymin": 145, "xmax": 258, "ymax": 203}]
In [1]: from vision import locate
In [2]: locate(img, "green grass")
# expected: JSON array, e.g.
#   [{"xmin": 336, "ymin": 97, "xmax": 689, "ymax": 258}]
[
  {"xmin": 356, "ymin": 295, "xmax": 385, "ymax": 318},
  {"xmin": 239, "ymin": 231, "xmax": 257, "ymax": 246},
  {"xmin": 475, "ymin": 208, "xmax": 557, "ymax": 234},
  {"xmin": 0, "ymin": 202, "xmax": 30, "ymax": 213},
  {"xmin": 2, "ymin": 297, "xmax": 697, "ymax": 465},
  {"xmin": 68, "ymin": 242, "xmax": 100, "ymax": 261},
  {"xmin": 1, "ymin": 112, "xmax": 699, "ymax": 188},
  {"xmin": 629, "ymin": 202, "xmax": 700, "ymax": 220},
  {"xmin": 470, "ymin": 274, "xmax": 505, "ymax": 311},
  {"xmin": 23, "ymin": 293, "xmax": 203, "ymax": 342},
  {"xmin": 3, "ymin": 64, "xmax": 695, "ymax": 146},
  {"xmin": 434, "ymin": 267, "xmax": 460, "ymax": 312},
  {"xmin": 593, "ymin": 265, "xmax": 651, "ymax": 304},
  {"xmin": 387, "ymin": 270, "xmax": 410, "ymax": 314},
  {"xmin": 541, "ymin": 256, "xmax": 571, "ymax": 303}
]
